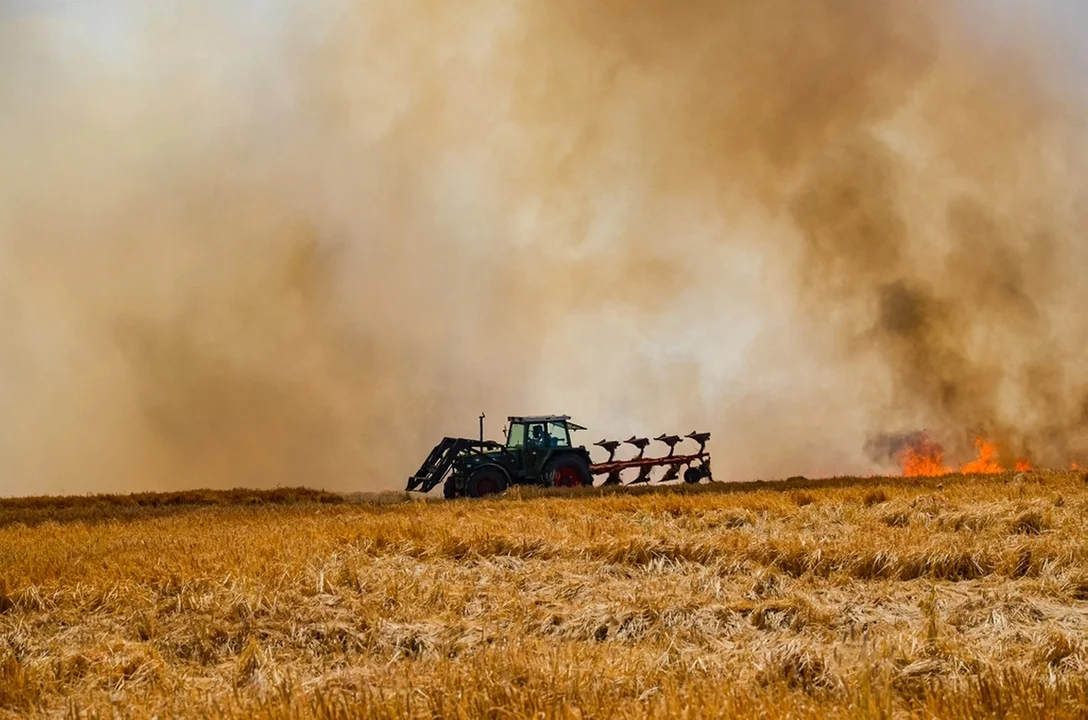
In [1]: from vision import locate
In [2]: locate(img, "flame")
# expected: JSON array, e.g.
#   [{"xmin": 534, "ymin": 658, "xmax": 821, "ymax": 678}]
[
  {"xmin": 897, "ymin": 435, "xmax": 952, "ymax": 477},
  {"xmin": 960, "ymin": 436, "xmax": 1003, "ymax": 474},
  {"xmin": 895, "ymin": 434, "xmax": 1037, "ymax": 477}
]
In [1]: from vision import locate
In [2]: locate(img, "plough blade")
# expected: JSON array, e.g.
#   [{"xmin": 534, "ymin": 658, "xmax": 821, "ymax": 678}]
[
  {"xmin": 687, "ymin": 431, "xmax": 711, "ymax": 453},
  {"xmin": 655, "ymin": 434, "xmax": 682, "ymax": 457},
  {"xmin": 595, "ymin": 439, "xmax": 621, "ymax": 463},
  {"xmin": 625, "ymin": 437, "xmax": 650, "ymax": 459}
]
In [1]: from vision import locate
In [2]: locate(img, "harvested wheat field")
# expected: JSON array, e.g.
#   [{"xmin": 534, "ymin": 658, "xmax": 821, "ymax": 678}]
[{"xmin": 3, "ymin": 473, "xmax": 1088, "ymax": 719}]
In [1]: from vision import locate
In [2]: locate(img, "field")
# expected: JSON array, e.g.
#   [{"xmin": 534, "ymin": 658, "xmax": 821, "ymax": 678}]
[{"xmin": 4, "ymin": 473, "xmax": 1088, "ymax": 718}]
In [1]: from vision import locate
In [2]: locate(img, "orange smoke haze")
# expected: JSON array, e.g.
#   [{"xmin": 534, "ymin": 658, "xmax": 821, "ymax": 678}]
[{"xmin": 1, "ymin": 1, "xmax": 1087, "ymax": 495}]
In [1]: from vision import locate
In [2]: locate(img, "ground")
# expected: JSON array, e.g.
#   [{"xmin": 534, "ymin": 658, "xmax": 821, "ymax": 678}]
[{"xmin": 3, "ymin": 474, "xmax": 1088, "ymax": 718}]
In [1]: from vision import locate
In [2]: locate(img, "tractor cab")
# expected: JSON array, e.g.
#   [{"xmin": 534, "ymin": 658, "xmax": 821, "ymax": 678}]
[{"xmin": 505, "ymin": 415, "xmax": 586, "ymax": 450}]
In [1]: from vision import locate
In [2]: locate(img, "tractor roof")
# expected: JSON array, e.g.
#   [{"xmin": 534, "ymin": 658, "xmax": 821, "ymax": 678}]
[{"xmin": 507, "ymin": 415, "xmax": 587, "ymax": 430}]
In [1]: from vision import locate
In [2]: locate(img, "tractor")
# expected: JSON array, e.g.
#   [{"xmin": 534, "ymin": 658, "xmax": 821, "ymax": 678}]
[{"xmin": 407, "ymin": 415, "xmax": 713, "ymax": 499}]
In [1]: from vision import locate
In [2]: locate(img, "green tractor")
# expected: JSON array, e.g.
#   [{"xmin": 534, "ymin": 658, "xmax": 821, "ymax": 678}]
[
  {"xmin": 406, "ymin": 415, "xmax": 714, "ymax": 499},
  {"xmin": 407, "ymin": 416, "xmax": 595, "ymax": 499}
]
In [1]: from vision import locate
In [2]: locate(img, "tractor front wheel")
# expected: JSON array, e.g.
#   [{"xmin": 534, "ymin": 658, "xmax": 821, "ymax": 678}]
[
  {"xmin": 466, "ymin": 467, "xmax": 509, "ymax": 498},
  {"xmin": 544, "ymin": 456, "xmax": 593, "ymax": 489}
]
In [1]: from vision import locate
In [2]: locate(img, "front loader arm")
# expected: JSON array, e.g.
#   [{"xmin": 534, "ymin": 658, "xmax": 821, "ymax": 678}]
[{"xmin": 407, "ymin": 438, "xmax": 503, "ymax": 493}]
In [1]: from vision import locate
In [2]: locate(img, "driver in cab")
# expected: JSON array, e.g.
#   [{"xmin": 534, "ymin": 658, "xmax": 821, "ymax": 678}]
[{"xmin": 527, "ymin": 424, "xmax": 558, "ymax": 449}]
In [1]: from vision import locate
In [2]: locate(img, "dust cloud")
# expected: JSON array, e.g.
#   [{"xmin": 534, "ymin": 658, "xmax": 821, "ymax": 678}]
[{"xmin": 0, "ymin": 1, "xmax": 1085, "ymax": 495}]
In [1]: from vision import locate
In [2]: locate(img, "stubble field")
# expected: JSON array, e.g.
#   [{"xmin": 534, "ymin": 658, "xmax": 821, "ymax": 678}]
[{"xmin": 3, "ymin": 473, "xmax": 1088, "ymax": 718}]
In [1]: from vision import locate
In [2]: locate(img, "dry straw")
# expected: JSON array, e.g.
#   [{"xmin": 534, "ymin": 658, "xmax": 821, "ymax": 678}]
[{"xmin": 2, "ymin": 472, "xmax": 1088, "ymax": 717}]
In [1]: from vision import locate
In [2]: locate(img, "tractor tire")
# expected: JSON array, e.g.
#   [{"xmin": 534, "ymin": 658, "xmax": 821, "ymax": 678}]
[
  {"xmin": 443, "ymin": 479, "xmax": 458, "ymax": 500},
  {"xmin": 544, "ymin": 456, "xmax": 593, "ymax": 489},
  {"xmin": 466, "ymin": 466, "xmax": 509, "ymax": 499},
  {"xmin": 684, "ymin": 466, "xmax": 705, "ymax": 485}
]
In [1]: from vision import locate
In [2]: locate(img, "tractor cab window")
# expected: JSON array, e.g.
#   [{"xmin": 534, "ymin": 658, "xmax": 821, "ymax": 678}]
[
  {"xmin": 526, "ymin": 423, "xmax": 549, "ymax": 448},
  {"xmin": 506, "ymin": 423, "xmax": 526, "ymax": 448},
  {"xmin": 511, "ymin": 420, "xmax": 572, "ymax": 449},
  {"xmin": 548, "ymin": 422, "xmax": 571, "ymax": 448}
]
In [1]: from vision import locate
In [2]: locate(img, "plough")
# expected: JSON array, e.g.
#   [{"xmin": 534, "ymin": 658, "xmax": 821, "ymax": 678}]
[
  {"xmin": 407, "ymin": 415, "xmax": 714, "ymax": 499},
  {"xmin": 593, "ymin": 432, "xmax": 712, "ymax": 486}
]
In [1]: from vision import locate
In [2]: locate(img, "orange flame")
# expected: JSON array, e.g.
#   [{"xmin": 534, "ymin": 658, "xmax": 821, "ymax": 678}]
[
  {"xmin": 896, "ymin": 434, "xmax": 1036, "ymax": 477},
  {"xmin": 960, "ymin": 437, "xmax": 1003, "ymax": 474},
  {"xmin": 897, "ymin": 436, "xmax": 952, "ymax": 477}
]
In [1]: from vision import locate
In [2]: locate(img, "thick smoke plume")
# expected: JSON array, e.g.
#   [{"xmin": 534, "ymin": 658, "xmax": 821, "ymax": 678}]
[{"xmin": 0, "ymin": 0, "xmax": 1085, "ymax": 495}]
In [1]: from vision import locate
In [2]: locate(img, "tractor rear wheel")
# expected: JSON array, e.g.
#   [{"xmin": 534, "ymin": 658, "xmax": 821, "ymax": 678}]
[
  {"xmin": 466, "ymin": 467, "xmax": 509, "ymax": 498},
  {"xmin": 544, "ymin": 456, "xmax": 593, "ymax": 489}
]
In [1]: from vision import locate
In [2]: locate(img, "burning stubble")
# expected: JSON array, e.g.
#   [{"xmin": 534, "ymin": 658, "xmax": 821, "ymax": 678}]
[{"xmin": 0, "ymin": 1, "xmax": 1086, "ymax": 495}]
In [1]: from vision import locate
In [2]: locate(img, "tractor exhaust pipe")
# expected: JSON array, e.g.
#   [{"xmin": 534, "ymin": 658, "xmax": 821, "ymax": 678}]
[{"xmin": 479, "ymin": 413, "xmax": 486, "ymax": 443}]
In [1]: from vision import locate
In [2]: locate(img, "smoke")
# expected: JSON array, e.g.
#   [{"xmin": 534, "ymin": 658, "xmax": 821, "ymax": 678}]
[
  {"xmin": 0, "ymin": 1, "xmax": 533, "ymax": 494},
  {"xmin": 0, "ymin": 0, "xmax": 1085, "ymax": 495},
  {"xmin": 503, "ymin": 0, "xmax": 1088, "ymax": 475}
]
